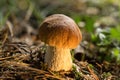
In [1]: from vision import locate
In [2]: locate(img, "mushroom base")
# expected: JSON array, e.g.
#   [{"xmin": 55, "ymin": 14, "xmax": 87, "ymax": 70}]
[{"xmin": 45, "ymin": 46, "xmax": 72, "ymax": 71}]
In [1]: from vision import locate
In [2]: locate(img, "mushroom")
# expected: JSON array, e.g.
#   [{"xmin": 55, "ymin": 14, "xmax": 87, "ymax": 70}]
[{"xmin": 38, "ymin": 14, "xmax": 82, "ymax": 71}]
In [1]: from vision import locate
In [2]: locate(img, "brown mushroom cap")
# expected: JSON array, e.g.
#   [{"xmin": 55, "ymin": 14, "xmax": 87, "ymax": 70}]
[{"xmin": 39, "ymin": 14, "xmax": 82, "ymax": 49}]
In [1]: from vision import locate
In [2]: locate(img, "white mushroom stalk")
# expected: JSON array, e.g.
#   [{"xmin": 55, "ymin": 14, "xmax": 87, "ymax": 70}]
[{"xmin": 45, "ymin": 46, "xmax": 72, "ymax": 71}]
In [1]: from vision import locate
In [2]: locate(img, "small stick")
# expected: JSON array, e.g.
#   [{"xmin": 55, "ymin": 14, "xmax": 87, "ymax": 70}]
[{"xmin": 87, "ymin": 66, "xmax": 99, "ymax": 80}]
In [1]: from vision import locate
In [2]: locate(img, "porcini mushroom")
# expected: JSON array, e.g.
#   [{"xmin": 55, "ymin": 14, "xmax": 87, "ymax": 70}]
[{"xmin": 38, "ymin": 14, "xmax": 82, "ymax": 71}]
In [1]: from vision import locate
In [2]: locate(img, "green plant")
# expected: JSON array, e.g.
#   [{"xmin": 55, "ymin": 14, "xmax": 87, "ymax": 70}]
[
  {"xmin": 91, "ymin": 26, "xmax": 120, "ymax": 64},
  {"xmin": 0, "ymin": 12, "xmax": 9, "ymax": 27},
  {"xmin": 110, "ymin": 26, "xmax": 120, "ymax": 42}
]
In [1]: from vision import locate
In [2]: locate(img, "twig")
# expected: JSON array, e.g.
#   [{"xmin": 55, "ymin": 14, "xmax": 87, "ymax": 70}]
[
  {"xmin": 24, "ymin": 2, "xmax": 34, "ymax": 21},
  {"xmin": 0, "ymin": 54, "xmax": 20, "ymax": 61},
  {"xmin": 87, "ymin": 66, "xmax": 99, "ymax": 80},
  {"xmin": 6, "ymin": 20, "xmax": 14, "ymax": 37}
]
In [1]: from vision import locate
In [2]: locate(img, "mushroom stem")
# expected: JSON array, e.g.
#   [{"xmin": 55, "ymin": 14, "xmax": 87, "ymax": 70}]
[{"xmin": 45, "ymin": 46, "xmax": 72, "ymax": 71}]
